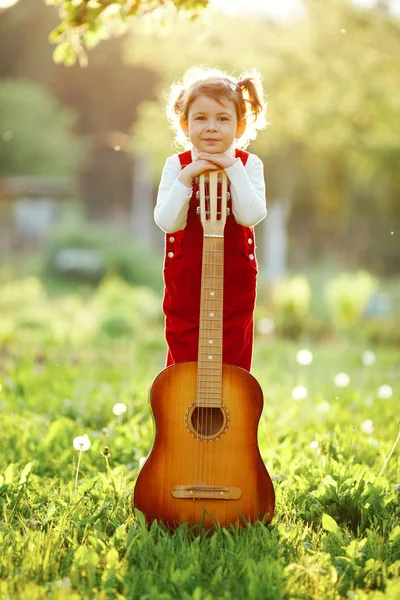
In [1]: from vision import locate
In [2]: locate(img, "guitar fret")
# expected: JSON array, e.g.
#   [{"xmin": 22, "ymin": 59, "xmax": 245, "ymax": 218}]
[
  {"xmin": 196, "ymin": 172, "xmax": 228, "ymax": 402},
  {"xmin": 196, "ymin": 386, "xmax": 221, "ymax": 390}
]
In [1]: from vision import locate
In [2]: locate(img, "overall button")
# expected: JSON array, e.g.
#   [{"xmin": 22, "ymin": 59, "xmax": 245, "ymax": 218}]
[
  {"xmin": 248, "ymin": 238, "xmax": 253, "ymax": 244},
  {"xmin": 169, "ymin": 236, "xmax": 175, "ymax": 243},
  {"xmin": 167, "ymin": 252, "xmax": 174, "ymax": 258},
  {"xmin": 249, "ymin": 254, "xmax": 255, "ymax": 260}
]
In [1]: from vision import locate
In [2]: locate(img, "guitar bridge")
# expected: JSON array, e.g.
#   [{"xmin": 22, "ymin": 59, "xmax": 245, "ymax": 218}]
[{"xmin": 171, "ymin": 485, "xmax": 242, "ymax": 500}]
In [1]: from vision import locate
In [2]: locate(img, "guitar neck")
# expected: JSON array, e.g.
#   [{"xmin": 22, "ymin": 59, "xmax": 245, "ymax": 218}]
[{"xmin": 197, "ymin": 235, "xmax": 224, "ymax": 407}]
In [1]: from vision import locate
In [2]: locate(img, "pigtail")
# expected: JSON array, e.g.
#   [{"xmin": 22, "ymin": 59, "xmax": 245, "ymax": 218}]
[{"xmin": 237, "ymin": 71, "xmax": 267, "ymax": 129}]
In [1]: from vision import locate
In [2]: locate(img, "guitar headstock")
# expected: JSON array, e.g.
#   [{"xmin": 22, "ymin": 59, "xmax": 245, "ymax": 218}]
[{"xmin": 198, "ymin": 170, "xmax": 228, "ymax": 237}]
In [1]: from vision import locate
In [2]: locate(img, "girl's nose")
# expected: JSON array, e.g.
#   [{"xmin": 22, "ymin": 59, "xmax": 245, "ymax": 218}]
[{"xmin": 206, "ymin": 122, "xmax": 217, "ymax": 132}]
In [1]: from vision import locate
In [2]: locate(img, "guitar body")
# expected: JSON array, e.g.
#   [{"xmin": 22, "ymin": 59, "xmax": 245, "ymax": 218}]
[{"xmin": 134, "ymin": 361, "xmax": 275, "ymax": 529}]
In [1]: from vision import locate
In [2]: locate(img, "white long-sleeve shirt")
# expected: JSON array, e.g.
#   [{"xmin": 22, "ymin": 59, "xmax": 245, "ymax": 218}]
[{"xmin": 154, "ymin": 149, "xmax": 267, "ymax": 233}]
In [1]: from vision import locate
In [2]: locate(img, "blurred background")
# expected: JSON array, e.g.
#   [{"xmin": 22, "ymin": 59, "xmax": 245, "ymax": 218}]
[{"xmin": 0, "ymin": 0, "xmax": 399, "ymax": 347}]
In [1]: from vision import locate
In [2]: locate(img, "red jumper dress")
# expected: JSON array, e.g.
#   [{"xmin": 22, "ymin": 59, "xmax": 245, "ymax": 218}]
[{"xmin": 162, "ymin": 149, "xmax": 258, "ymax": 372}]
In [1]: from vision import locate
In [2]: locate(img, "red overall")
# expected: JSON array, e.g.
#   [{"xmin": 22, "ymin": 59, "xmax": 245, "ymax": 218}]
[{"xmin": 162, "ymin": 149, "xmax": 258, "ymax": 372}]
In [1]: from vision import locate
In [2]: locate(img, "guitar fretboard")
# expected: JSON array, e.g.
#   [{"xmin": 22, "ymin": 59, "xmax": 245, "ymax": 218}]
[{"xmin": 197, "ymin": 237, "xmax": 224, "ymax": 407}]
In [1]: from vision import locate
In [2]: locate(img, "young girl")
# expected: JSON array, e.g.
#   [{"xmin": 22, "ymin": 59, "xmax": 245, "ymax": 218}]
[{"xmin": 154, "ymin": 66, "xmax": 267, "ymax": 372}]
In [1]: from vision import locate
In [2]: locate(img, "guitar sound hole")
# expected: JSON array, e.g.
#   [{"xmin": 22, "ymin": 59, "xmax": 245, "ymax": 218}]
[{"xmin": 190, "ymin": 407, "xmax": 224, "ymax": 437}]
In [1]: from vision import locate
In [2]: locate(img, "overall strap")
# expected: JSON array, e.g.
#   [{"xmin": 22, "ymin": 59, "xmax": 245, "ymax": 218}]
[
  {"xmin": 235, "ymin": 148, "xmax": 249, "ymax": 166},
  {"xmin": 178, "ymin": 150, "xmax": 193, "ymax": 168}
]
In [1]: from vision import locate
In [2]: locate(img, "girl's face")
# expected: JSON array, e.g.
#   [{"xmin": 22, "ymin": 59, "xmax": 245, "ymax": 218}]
[{"xmin": 181, "ymin": 95, "xmax": 245, "ymax": 154}]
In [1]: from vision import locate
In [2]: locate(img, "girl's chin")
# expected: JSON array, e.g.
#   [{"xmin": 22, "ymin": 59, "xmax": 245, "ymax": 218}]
[{"xmin": 198, "ymin": 143, "xmax": 230, "ymax": 153}]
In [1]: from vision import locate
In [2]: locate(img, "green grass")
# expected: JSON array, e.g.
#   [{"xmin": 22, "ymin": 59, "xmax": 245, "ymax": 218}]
[{"xmin": 0, "ymin": 276, "xmax": 399, "ymax": 599}]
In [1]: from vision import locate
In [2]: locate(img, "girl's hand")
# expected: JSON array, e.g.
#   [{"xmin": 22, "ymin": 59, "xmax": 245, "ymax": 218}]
[
  {"xmin": 178, "ymin": 159, "xmax": 219, "ymax": 187},
  {"xmin": 196, "ymin": 153, "xmax": 236, "ymax": 169}
]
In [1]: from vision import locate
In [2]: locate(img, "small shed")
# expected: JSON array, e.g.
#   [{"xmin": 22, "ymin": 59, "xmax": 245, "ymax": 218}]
[{"xmin": 0, "ymin": 176, "xmax": 75, "ymax": 255}]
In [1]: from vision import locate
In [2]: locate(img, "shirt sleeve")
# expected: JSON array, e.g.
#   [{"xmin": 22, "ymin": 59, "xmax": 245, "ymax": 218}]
[
  {"xmin": 225, "ymin": 153, "xmax": 267, "ymax": 227},
  {"xmin": 154, "ymin": 151, "xmax": 267, "ymax": 233},
  {"xmin": 154, "ymin": 155, "xmax": 192, "ymax": 233}
]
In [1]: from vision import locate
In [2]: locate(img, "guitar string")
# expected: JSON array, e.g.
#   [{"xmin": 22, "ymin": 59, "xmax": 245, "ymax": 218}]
[
  {"xmin": 196, "ymin": 171, "xmax": 227, "ymax": 494},
  {"xmin": 196, "ymin": 174, "xmax": 205, "ymax": 493},
  {"xmin": 207, "ymin": 173, "xmax": 219, "ymax": 490}
]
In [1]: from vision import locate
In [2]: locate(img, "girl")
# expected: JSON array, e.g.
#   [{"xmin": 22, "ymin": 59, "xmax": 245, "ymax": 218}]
[{"xmin": 154, "ymin": 66, "xmax": 267, "ymax": 372}]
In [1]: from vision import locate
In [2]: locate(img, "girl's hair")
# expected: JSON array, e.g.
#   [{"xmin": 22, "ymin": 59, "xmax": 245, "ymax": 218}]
[{"xmin": 166, "ymin": 66, "xmax": 267, "ymax": 149}]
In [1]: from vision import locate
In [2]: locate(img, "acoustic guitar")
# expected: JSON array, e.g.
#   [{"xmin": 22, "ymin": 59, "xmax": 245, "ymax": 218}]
[{"xmin": 134, "ymin": 170, "xmax": 275, "ymax": 529}]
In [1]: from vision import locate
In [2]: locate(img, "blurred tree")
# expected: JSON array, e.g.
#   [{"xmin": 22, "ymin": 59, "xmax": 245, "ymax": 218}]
[
  {"xmin": 126, "ymin": 0, "xmax": 400, "ymax": 272},
  {"xmin": 0, "ymin": 80, "xmax": 83, "ymax": 176},
  {"xmin": 0, "ymin": 0, "xmax": 158, "ymax": 220},
  {"xmin": 45, "ymin": 0, "xmax": 208, "ymax": 64}
]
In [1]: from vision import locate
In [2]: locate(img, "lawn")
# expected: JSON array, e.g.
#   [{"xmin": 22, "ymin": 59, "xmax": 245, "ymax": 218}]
[{"xmin": 0, "ymin": 276, "xmax": 399, "ymax": 599}]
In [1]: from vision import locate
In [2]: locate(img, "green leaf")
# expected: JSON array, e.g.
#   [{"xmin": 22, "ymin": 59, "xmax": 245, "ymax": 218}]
[
  {"xmin": 322, "ymin": 512, "xmax": 339, "ymax": 534},
  {"xmin": 134, "ymin": 508, "xmax": 146, "ymax": 528},
  {"xmin": 18, "ymin": 461, "xmax": 34, "ymax": 485},
  {"xmin": 4, "ymin": 464, "xmax": 15, "ymax": 485}
]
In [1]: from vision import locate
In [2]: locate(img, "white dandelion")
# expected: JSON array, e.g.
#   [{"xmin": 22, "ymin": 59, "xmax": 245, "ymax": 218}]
[
  {"xmin": 334, "ymin": 373, "xmax": 350, "ymax": 388},
  {"xmin": 256, "ymin": 318, "xmax": 275, "ymax": 336},
  {"xmin": 73, "ymin": 434, "xmax": 91, "ymax": 452},
  {"xmin": 360, "ymin": 419, "xmax": 374, "ymax": 435},
  {"xmin": 296, "ymin": 349, "xmax": 313, "ymax": 366},
  {"xmin": 361, "ymin": 350, "xmax": 376, "ymax": 367},
  {"xmin": 315, "ymin": 400, "xmax": 330, "ymax": 414},
  {"xmin": 73, "ymin": 434, "xmax": 91, "ymax": 500},
  {"xmin": 113, "ymin": 402, "xmax": 127, "ymax": 416},
  {"xmin": 292, "ymin": 385, "xmax": 308, "ymax": 401},
  {"xmin": 378, "ymin": 384, "xmax": 393, "ymax": 399}
]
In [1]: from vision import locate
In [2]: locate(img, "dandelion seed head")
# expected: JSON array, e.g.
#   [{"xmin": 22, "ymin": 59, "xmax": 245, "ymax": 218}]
[
  {"xmin": 3, "ymin": 130, "xmax": 14, "ymax": 141},
  {"xmin": 360, "ymin": 419, "xmax": 374, "ymax": 435},
  {"xmin": 113, "ymin": 402, "xmax": 127, "ymax": 416},
  {"xmin": 256, "ymin": 317, "xmax": 275, "ymax": 336},
  {"xmin": 364, "ymin": 396, "xmax": 374, "ymax": 407},
  {"xmin": 378, "ymin": 384, "xmax": 393, "ymax": 399},
  {"xmin": 292, "ymin": 385, "xmax": 308, "ymax": 400},
  {"xmin": 309, "ymin": 440, "xmax": 319, "ymax": 451},
  {"xmin": 73, "ymin": 434, "xmax": 91, "ymax": 451},
  {"xmin": 296, "ymin": 349, "xmax": 313, "ymax": 366},
  {"xmin": 315, "ymin": 400, "xmax": 330, "ymax": 414},
  {"xmin": 361, "ymin": 350, "xmax": 376, "ymax": 367},
  {"xmin": 334, "ymin": 372, "xmax": 350, "ymax": 388}
]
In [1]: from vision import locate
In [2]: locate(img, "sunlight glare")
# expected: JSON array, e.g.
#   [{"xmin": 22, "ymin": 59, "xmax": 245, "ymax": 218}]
[
  {"xmin": 210, "ymin": 0, "xmax": 302, "ymax": 20},
  {"xmin": 0, "ymin": 0, "xmax": 19, "ymax": 8}
]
